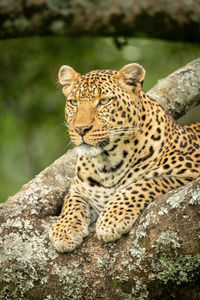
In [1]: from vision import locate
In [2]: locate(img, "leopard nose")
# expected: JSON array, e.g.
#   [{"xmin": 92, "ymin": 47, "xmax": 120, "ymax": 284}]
[{"xmin": 74, "ymin": 125, "xmax": 93, "ymax": 137}]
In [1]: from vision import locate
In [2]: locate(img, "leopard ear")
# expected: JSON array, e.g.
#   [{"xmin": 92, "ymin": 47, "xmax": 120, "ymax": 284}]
[
  {"xmin": 58, "ymin": 65, "xmax": 80, "ymax": 87},
  {"xmin": 117, "ymin": 63, "xmax": 146, "ymax": 88}
]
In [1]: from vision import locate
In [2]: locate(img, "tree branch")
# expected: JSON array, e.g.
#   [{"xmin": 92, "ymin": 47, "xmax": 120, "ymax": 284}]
[
  {"xmin": 148, "ymin": 58, "xmax": 200, "ymax": 119},
  {"xmin": 0, "ymin": 59, "xmax": 200, "ymax": 299},
  {"xmin": 0, "ymin": 0, "xmax": 200, "ymax": 42}
]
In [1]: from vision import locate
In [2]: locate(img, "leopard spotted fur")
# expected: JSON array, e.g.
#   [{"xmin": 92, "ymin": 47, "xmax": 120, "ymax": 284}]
[{"xmin": 49, "ymin": 63, "xmax": 200, "ymax": 252}]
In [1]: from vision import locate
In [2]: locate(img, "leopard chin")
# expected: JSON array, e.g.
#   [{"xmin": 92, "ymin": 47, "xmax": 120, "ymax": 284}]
[{"xmin": 76, "ymin": 143, "xmax": 103, "ymax": 157}]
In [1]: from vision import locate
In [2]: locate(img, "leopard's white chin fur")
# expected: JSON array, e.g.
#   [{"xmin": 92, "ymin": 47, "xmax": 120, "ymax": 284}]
[{"xmin": 76, "ymin": 144, "xmax": 103, "ymax": 157}]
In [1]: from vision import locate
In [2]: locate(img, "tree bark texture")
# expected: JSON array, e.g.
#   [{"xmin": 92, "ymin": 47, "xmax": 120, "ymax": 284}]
[
  {"xmin": 0, "ymin": 0, "xmax": 200, "ymax": 42},
  {"xmin": 0, "ymin": 59, "xmax": 200, "ymax": 299}
]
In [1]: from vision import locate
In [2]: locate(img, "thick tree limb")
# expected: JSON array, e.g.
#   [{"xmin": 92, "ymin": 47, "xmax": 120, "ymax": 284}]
[
  {"xmin": 0, "ymin": 59, "xmax": 200, "ymax": 299},
  {"xmin": 0, "ymin": 0, "xmax": 200, "ymax": 42},
  {"xmin": 148, "ymin": 58, "xmax": 200, "ymax": 119}
]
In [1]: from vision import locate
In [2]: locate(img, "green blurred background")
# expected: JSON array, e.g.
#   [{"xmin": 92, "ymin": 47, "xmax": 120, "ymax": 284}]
[{"xmin": 0, "ymin": 36, "xmax": 200, "ymax": 202}]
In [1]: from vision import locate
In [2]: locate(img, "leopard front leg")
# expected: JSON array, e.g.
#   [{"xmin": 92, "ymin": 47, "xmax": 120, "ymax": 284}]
[
  {"xmin": 96, "ymin": 177, "xmax": 179, "ymax": 242},
  {"xmin": 49, "ymin": 193, "xmax": 90, "ymax": 252}
]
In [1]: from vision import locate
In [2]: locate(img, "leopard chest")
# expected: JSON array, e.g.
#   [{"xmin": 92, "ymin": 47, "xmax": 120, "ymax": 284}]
[
  {"xmin": 71, "ymin": 156, "xmax": 121, "ymax": 215},
  {"xmin": 70, "ymin": 146, "xmax": 149, "ymax": 214}
]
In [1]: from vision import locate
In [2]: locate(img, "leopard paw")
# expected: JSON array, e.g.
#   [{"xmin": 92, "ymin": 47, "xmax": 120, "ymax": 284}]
[
  {"xmin": 96, "ymin": 213, "xmax": 135, "ymax": 243},
  {"xmin": 49, "ymin": 220, "xmax": 89, "ymax": 253}
]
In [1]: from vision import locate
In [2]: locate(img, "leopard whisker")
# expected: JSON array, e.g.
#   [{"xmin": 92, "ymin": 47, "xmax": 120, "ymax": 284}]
[
  {"xmin": 110, "ymin": 126, "xmax": 136, "ymax": 132},
  {"xmin": 109, "ymin": 127, "xmax": 142, "ymax": 136},
  {"xmin": 63, "ymin": 121, "xmax": 69, "ymax": 128},
  {"xmin": 66, "ymin": 139, "xmax": 74, "ymax": 149},
  {"xmin": 110, "ymin": 130, "xmax": 138, "ymax": 136}
]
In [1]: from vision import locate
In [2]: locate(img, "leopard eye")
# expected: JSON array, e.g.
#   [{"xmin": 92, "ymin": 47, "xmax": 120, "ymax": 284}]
[
  {"xmin": 69, "ymin": 100, "xmax": 78, "ymax": 106},
  {"xmin": 99, "ymin": 98, "xmax": 111, "ymax": 105}
]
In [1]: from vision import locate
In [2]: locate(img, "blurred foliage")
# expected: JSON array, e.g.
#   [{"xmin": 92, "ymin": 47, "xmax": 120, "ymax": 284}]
[{"xmin": 0, "ymin": 36, "xmax": 200, "ymax": 201}]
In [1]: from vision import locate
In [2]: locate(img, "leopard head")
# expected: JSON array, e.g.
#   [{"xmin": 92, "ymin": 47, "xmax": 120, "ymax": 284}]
[{"xmin": 58, "ymin": 63, "xmax": 145, "ymax": 156}]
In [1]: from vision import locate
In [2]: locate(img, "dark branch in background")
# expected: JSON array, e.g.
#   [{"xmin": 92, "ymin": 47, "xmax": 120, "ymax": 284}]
[{"xmin": 0, "ymin": 0, "xmax": 200, "ymax": 42}]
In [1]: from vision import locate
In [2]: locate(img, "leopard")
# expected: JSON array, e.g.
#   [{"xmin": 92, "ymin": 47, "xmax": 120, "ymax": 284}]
[{"xmin": 49, "ymin": 63, "xmax": 200, "ymax": 253}]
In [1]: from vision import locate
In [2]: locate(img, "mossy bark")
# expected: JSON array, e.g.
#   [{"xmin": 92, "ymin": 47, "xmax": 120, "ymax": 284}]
[
  {"xmin": 0, "ymin": 0, "xmax": 200, "ymax": 42},
  {"xmin": 0, "ymin": 59, "xmax": 200, "ymax": 300}
]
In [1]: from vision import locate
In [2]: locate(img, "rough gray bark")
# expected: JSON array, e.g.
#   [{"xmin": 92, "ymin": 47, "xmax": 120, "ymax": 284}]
[
  {"xmin": 0, "ymin": 59, "xmax": 200, "ymax": 299},
  {"xmin": 148, "ymin": 58, "xmax": 200, "ymax": 119},
  {"xmin": 0, "ymin": 0, "xmax": 200, "ymax": 42}
]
